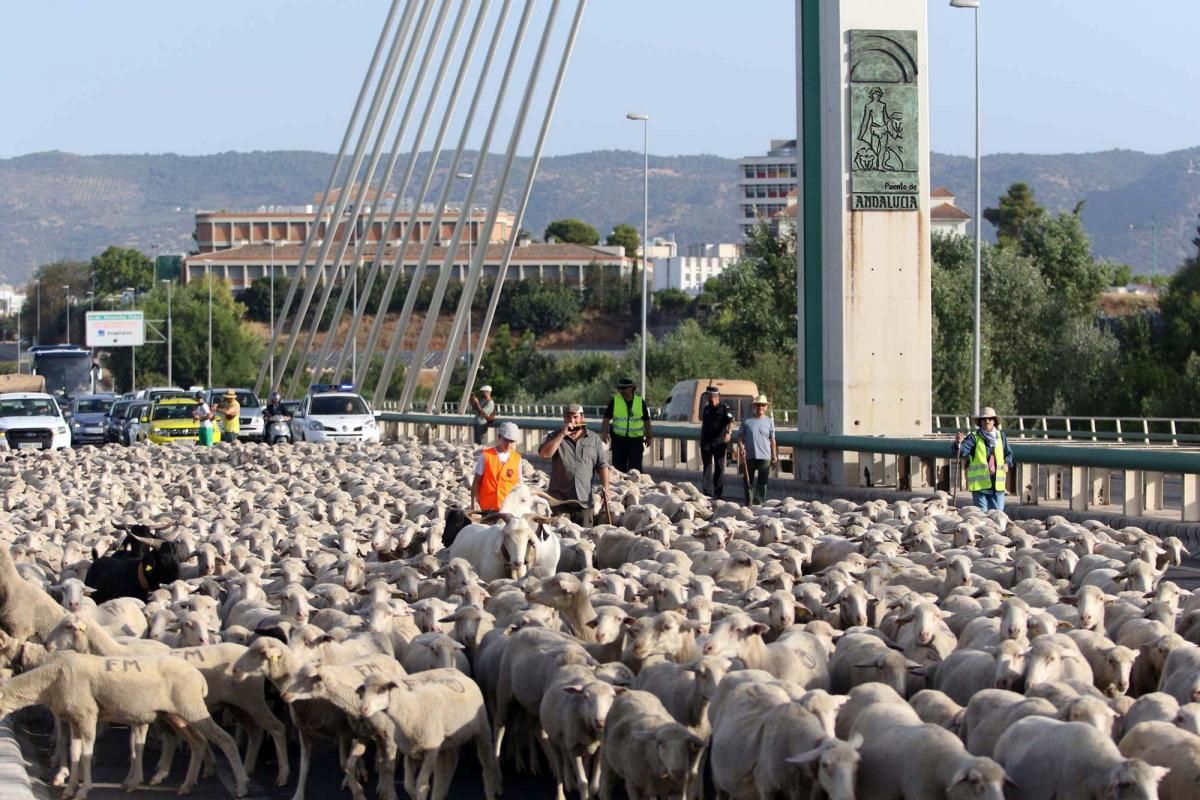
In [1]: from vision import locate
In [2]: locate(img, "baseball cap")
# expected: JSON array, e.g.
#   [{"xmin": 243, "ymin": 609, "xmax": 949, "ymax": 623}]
[
  {"xmin": 497, "ymin": 421, "xmax": 520, "ymax": 441},
  {"xmin": 566, "ymin": 403, "xmax": 584, "ymax": 414},
  {"xmin": 479, "ymin": 385, "xmax": 492, "ymax": 393}
]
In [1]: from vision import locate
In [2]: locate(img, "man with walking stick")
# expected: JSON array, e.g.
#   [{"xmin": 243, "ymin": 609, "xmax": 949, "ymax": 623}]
[{"xmin": 736, "ymin": 395, "xmax": 776, "ymax": 505}]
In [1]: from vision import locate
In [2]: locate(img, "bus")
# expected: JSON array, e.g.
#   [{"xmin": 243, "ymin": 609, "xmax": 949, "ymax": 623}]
[{"xmin": 30, "ymin": 345, "xmax": 94, "ymax": 397}]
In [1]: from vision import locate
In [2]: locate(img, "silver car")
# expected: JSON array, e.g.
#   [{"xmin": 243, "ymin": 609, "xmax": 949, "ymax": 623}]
[{"xmin": 204, "ymin": 388, "xmax": 265, "ymax": 441}]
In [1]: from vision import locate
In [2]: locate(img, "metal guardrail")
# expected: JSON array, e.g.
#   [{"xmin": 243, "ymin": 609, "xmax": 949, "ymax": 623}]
[{"xmin": 376, "ymin": 411, "xmax": 1200, "ymax": 522}]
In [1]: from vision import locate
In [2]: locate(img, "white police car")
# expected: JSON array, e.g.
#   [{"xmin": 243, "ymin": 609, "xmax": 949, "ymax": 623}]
[
  {"xmin": 290, "ymin": 384, "xmax": 380, "ymax": 444},
  {"xmin": 0, "ymin": 392, "xmax": 72, "ymax": 451}
]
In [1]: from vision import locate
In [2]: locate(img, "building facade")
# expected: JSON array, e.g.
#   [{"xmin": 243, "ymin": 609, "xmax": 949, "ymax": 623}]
[
  {"xmin": 737, "ymin": 139, "xmax": 799, "ymax": 235},
  {"xmin": 194, "ymin": 191, "xmax": 514, "ymax": 254},
  {"xmin": 652, "ymin": 249, "xmax": 741, "ymax": 295},
  {"xmin": 929, "ymin": 186, "xmax": 972, "ymax": 236},
  {"xmin": 183, "ymin": 241, "xmax": 629, "ymax": 292}
]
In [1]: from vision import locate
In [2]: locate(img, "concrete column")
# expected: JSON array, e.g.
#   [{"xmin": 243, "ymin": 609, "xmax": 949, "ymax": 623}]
[
  {"xmin": 1069, "ymin": 466, "xmax": 1087, "ymax": 512},
  {"xmin": 1019, "ymin": 462, "xmax": 1039, "ymax": 505},
  {"xmin": 1122, "ymin": 470, "xmax": 1144, "ymax": 517},
  {"xmin": 1091, "ymin": 469, "xmax": 1110, "ymax": 506},
  {"xmin": 1183, "ymin": 474, "xmax": 1199, "ymax": 522},
  {"xmin": 1144, "ymin": 471, "xmax": 1164, "ymax": 511},
  {"xmin": 794, "ymin": 1, "xmax": 931, "ymax": 485}
]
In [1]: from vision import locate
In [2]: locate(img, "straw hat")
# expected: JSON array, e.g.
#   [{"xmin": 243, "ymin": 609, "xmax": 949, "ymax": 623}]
[{"xmin": 753, "ymin": 395, "xmax": 770, "ymax": 405}]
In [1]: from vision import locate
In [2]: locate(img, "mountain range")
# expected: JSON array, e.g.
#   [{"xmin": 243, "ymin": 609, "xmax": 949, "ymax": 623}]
[{"xmin": 1, "ymin": 146, "xmax": 1198, "ymax": 284}]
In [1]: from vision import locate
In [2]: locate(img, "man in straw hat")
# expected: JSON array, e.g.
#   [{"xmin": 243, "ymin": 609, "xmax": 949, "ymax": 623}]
[
  {"xmin": 216, "ymin": 390, "xmax": 241, "ymax": 444},
  {"xmin": 736, "ymin": 395, "xmax": 777, "ymax": 505},
  {"xmin": 472, "ymin": 421, "xmax": 523, "ymax": 513},
  {"xmin": 953, "ymin": 406, "xmax": 1015, "ymax": 511}
]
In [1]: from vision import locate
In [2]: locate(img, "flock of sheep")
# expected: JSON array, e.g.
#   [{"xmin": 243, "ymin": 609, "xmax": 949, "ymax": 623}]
[{"xmin": 0, "ymin": 439, "xmax": 1199, "ymax": 800}]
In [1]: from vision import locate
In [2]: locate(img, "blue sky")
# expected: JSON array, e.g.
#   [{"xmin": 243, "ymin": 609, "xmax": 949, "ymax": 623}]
[{"xmin": 2, "ymin": 0, "xmax": 1196, "ymax": 160}]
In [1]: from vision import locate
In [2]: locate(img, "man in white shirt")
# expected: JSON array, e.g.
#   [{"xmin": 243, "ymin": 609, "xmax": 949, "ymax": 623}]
[{"xmin": 471, "ymin": 421, "xmax": 522, "ymax": 512}]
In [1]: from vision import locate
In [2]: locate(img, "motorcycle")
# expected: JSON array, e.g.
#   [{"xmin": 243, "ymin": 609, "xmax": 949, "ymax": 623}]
[{"xmin": 267, "ymin": 414, "xmax": 292, "ymax": 445}]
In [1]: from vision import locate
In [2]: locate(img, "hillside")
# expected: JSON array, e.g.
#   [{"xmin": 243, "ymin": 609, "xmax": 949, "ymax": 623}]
[{"xmin": 2, "ymin": 146, "xmax": 1199, "ymax": 283}]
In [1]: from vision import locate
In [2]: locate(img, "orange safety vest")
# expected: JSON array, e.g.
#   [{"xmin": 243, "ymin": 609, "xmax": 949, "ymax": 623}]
[{"xmin": 479, "ymin": 448, "xmax": 522, "ymax": 511}]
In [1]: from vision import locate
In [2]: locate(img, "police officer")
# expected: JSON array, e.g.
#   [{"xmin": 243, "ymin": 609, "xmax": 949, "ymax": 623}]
[
  {"xmin": 699, "ymin": 385, "xmax": 734, "ymax": 499},
  {"xmin": 602, "ymin": 377, "xmax": 652, "ymax": 473}
]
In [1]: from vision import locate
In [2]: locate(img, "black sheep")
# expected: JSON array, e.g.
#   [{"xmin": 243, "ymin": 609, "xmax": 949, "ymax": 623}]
[{"xmin": 84, "ymin": 526, "xmax": 182, "ymax": 604}]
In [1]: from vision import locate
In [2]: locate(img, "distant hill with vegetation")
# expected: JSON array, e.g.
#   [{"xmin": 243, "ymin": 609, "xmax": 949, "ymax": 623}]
[{"xmin": 2, "ymin": 146, "xmax": 1198, "ymax": 283}]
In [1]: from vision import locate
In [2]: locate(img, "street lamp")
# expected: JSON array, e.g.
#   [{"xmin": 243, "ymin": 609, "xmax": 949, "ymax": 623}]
[
  {"xmin": 456, "ymin": 172, "xmax": 474, "ymax": 368},
  {"xmin": 264, "ymin": 240, "xmax": 276, "ymax": 389},
  {"xmin": 62, "ymin": 285, "xmax": 71, "ymax": 344},
  {"xmin": 162, "ymin": 279, "xmax": 173, "ymax": 387},
  {"xmin": 204, "ymin": 259, "xmax": 213, "ymax": 389},
  {"xmin": 626, "ymin": 112, "xmax": 650, "ymax": 399},
  {"xmin": 34, "ymin": 279, "xmax": 40, "ymax": 346},
  {"xmin": 950, "ymin": 0, "xmax": 982, "ymax": 414}
]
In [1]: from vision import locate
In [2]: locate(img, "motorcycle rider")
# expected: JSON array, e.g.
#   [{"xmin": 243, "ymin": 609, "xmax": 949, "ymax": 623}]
[{"xmin": 264, "ymin": 391, "xmax": 291, "ymax": 444}]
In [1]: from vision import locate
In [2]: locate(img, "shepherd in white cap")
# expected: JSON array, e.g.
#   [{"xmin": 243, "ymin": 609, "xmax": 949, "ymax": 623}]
[
  {"xmin": 469, "ymin": 384, "xmax": 496, "ymax": 444},
  {"xmin": 953, "ymin": 406, "xmax": 1015, "ymax": 511},
  {"xmin": 472, "ymin": 420, "xmax": 522, "ymax": 512}
]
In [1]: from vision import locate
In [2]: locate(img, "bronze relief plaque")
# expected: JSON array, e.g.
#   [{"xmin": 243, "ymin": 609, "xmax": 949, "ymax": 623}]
[{"xmin": 849, "ymin": 29, "xmax": 920, "ymax": 211}]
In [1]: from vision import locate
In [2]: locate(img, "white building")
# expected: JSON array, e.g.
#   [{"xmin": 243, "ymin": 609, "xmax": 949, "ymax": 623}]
[
  {"xmin": 929, "ymin": 186, "xmax": 972, "ymax": 236},
  {"xmin": 653, "ymin": 251, "xmax": 741, "ymax": 296},
  {"xmin": 737, "ymin": 139, "xmax": 798, "ymax": 235},
  {"xmin": 0, "ymin": 285, "xmax": 26, "ymax": 315}
]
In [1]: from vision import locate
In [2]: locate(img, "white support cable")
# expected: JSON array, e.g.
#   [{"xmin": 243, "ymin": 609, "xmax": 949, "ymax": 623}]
[
  {"xmin": 285, "ymin": 0, "xmax": 450, "ymax": 398},
  {"xmin": 274, "ymin": 0, "xmax": 434, "ymax": 398},
  {"xmin": 332, "ymin": 0, "xmax": 505, "ymax": 387},
  {"xmin": 253, "ymin": 0, "xmax": 409, "ymax": 397},
  {"xmin": 373, "ymin": 0, "xmax": 541, "ymax": 406},
  {"xmin": 450, "ymin": 0, "xmax": 588, "ymax": 411},
  {"xmin": 302, "ymin": 0, "xmax": 475, "ymax": 394}
]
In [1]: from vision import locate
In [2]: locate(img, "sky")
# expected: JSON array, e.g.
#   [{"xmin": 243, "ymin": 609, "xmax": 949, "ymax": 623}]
[{"xmin": 1, "ymin": 0, "xmax": 1198, "ymax": 160}]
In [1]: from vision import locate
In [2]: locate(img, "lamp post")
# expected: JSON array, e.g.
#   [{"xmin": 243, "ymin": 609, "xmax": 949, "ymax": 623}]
[
  {"xmin": 15, "ymin": 304, "xmax": 20, "ymax": 374},
  {"xmin": 1130, "ymin": 222, "xmax": 1159, "ymax": 275},
  {"xmin": 456, "ymin": 172, "xmax": 474, "ymax": 368},
  {"xmin": 950, "ymin": 0, "xmax": 982, "ymax": 415},
  {"xmin": 626, "ymin": 112, "xmax": 650, "ymax": 399},
  {"xmin": 34, "ymin": 279, "xmax": 40, "ymax": 346},
  {"xmin": 204, "ymin": 259, "xmax": 213, "ymax": 389},
  {"xmin": 265, "ymin": 240, "xmax": 276, "ymax": 389},
  {"xmin": 162, "ymin": 279, "xmax": 173, "ymax": 387},
  {"xmin": 63, "ymin": 285, "xmax": 71, "ymax": 344}
]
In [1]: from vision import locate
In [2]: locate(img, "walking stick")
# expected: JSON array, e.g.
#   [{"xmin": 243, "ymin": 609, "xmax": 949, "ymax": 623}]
[
  {"xmin": 601, "ymin": 490, "xmax": 614, "ymax": 525},
  {"xmin": 739, "ymin": 444, "xmax": 754, "ymax": 504}
]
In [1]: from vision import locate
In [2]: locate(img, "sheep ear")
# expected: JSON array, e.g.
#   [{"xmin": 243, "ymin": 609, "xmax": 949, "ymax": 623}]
[
  {"xmin": 584, "ymin": 619, "xmax": 599, "ymax": 629},
  {"xmin": 786, "ymin": 745, "xmax": 827, "ymax": 765},
  {"xmin": 848, "ymin": 732, "xmax": 864, "ymax": 750},
  {"xmin": 437, "ymin": 614, "xmax": 458, "ymax": 624},
  {"xmin": 749, "ymin": 623, "xmax": 768, "ymax": 637},
  {"xmin": 562, "ymin": 685, "xmax": 585, "ymax": 695},
  {"xmin": 1056, "ymin": 620, "xmax": 1074, "ymax": 629}
]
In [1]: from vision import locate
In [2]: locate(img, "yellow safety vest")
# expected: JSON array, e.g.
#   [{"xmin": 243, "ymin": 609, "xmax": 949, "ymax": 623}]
[
  {"xmin": 611, "ymin": 394, "xmax": 645, "ymax": 438},
  {"xmin": 966, "ymin": 433, "xmax": 1006, "ymax": 493}
]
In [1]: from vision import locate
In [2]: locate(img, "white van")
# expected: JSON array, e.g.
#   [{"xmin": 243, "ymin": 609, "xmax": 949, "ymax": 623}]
[{"xmin": 659, "ymin": 379, "xmax": 760, "ymax": 423}]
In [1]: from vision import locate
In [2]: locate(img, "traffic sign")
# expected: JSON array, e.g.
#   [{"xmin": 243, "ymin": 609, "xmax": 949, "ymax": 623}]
[{"xmin": 86, "ymin": 311, "xmax": 145, "ymax": 347}]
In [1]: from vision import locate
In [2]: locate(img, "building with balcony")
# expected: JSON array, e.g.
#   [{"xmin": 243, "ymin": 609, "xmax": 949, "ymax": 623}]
[{"xmin": 737, "ymin": 139, "xmax": 798, "ymax": 235}]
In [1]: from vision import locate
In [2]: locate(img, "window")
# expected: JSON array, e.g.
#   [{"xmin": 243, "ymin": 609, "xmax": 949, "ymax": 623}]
[
  {"xmin": 152, "ymin": 404, "xmax": 196, "ymax": 421},
  {"xmin": 311, "ymin": 395, "xmax": 369, "ymax": 416}
]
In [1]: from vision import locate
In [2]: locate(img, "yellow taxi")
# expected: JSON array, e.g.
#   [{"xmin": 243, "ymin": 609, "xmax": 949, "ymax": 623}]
[{"xmin": 145, "ymin": 397, "xmax": 222, "ymax": 445}]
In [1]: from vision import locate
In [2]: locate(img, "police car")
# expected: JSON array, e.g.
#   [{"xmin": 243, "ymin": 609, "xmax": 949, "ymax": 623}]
[{"xmin": 290, "ymin": 384, "xmax": 380, "ymax": 444}]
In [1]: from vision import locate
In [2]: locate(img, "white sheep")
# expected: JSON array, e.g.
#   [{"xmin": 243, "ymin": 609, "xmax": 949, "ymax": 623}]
[
  {"xmin": 0, "ymin": 547, "xmax": 67, "ymax": 642},
  {"xmin": 0, "ymin": 651, "xmax": 249, "ymax": 799},
  {"xmin": 1119, "ymin": 721, "xmax": 1200, "ymax": 799},
  {"xmin": 996, "ymin": 717, "xmax": 1166, "ymax": 800},
  {"xmin": 598, "ymin": 688, "xmax": 705, "ymax": 800},
  {"xmin": 538, "ymin": 665, "xmax": 624, "ymax": 800},
  {"xmin": 357, "ymin": 668, "xmax": 500, "ymax": 800}
]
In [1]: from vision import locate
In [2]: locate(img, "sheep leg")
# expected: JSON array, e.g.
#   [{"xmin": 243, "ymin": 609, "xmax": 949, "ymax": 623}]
[
  {"xmin": 189, "ymin": 716, "xmax": 250, "ymax": 797},
  {"xmin": 242, "ymin": 720, "xmax": 264, "ymax": 775},
  {"xmin": 75, "ymin": 722, "xmax": 98, "ymax": 800},
  {"xmin": 340, "ymin": 739, "xmax": 368, "ymax": 800},
  {"xmin": 414, "ymin": 749, "xmax": 438, "ymax": 800},
  {"xmin": 51, "ymin": 717, "xmax": 71, "ymax": 786},
  {"xmin": 474, "ymin": 714, "xmax": 502, "ymax": 800},
  {"xmin": 150, "ymin": 725, "xmax": 180, "ymax": 785},
  {"xmin": 62, "ymin": 719, "xmax": 84, "ymax": 799},
  {"xmin": 403, "ymin": 754, "xmax": 421, "ymax": 800},
  {"xmin": 174, "ymin": 720, "xmax": 207, "ymax": 795},
  {"xmin": 597, "ymin": 758, "xmax": 614, "ymax": 800},
  {"xmin": 122, "ymin": 723, "xmax": 149, "ymax": 791},
  {"xmin": 290, "ymin": 730, "xmax": 314, "ymax": 800},
  {"xmin": 536, "ymin": 728, "xmax": 566, "ymax": 800},
  {"xmin": 571, "ymin": 753, "xmax": 590, "ymax": 800},
  {"xmin": 244, "ymin": 694, "xmax": 290, "ymax": 787},
  {"xmin": 430, "ymin": 747, "xmax": 459, "ymax": 800}
]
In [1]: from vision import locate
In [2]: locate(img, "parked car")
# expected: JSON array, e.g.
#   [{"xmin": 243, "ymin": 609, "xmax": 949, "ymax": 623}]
[
  {"xmin": 0, "ymin": 392, "xmax": 72, "ymax": 451},
  {"xmin": 68, "ymin": 393, "xmax": 117, "ymax": 446},
  {"xmin": 290, "ymin": 385, "xmax": 380, "ymax": 444},
  {"xmin": 146, "ymin": 397, "xmax": 221, "ymax": 446},
  {"xmin": 104, "ymin": 399, "xmax": 132, "ymax": 444},
  {"xmin": 121, "ymin": 400, "xmax": 151, "ymax": 445},
  {"xmin": 203, "ymin": 388, "xmax": 264, "ymax": 442},
  {"xmin": 133, "ymin": 386, "xmax": 186, "ymax": 402},
  {"xmin": 659, "ymin": 379, "xmax": 760, "ymax": 423}
]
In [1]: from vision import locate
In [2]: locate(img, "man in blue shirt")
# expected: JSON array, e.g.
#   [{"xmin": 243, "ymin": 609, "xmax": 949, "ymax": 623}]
[{"xmin": 736, "ymin": 395, "xmax": 776, "ymax": 505}]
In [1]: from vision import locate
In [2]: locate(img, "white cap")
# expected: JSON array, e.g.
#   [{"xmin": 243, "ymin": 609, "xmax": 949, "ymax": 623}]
[
  {"xmin": 479, "ymin": 385, "xmax": 493, "ymax": 393},
  {"xmin": 497, "ymin": 421, "xmax": 519, "ymax": 441}
]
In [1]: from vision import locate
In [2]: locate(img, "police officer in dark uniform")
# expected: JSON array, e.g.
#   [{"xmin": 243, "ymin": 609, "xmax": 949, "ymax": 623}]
[{"xmin": 699, "ymin": 385, "xmax": 734, "ymax": 499}]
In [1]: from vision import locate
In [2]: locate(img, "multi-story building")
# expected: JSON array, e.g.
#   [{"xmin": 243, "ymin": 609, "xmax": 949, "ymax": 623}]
[
  {"xmin": 737, "ymin": 139, "xmax": 798, "ymax": 235},
  {"xmin": 653, "ymin": 245, "xmax": 742, "ymax": 296},
  {"xmin": 193, "ymin": 187, "xmax": 514, "ymax": 254},
  {"xmin": 183, "ymin": 241, "xmax": 629, "ymax": 292}
]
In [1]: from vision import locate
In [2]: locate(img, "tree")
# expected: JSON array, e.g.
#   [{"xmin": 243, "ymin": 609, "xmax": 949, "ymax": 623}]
[
  {"xmin": 983, "ymin": 182, "xmax": 1045, "ymax": 246},
  {"xmin": 606, "ymin": 224, "xmax": 640, "ymax": 258},
  {"xmin": 544, "ymin": 218, "xmax": 600, "ymax": 246},
  {"xmin": 1158, "ymin": 214, "xmax": 1200, "ymax": 365},
  {"xmin": 583, "ymin": 263, "xmax": 630, "ymax": 315},
  {"xmin": 91, "ymin": 246, "xmax": 154, "ymax": 297},
  {"xmin": 1018, "ymin": 210, "xmax": 1106, "ymax": 319},
  {"xmin": 25, "ymin": 259, "xmax": 90, "ymax": 345},
  {"xmin": 652, "ymin": 288, "xmax": 691, "ymax": 314},
  {"xmin": 704, "ymin": 222, "xmax": 796, "ymax": 362},
  {"xmin": 496, "ymin": 280, "xmax": 582, "ymax": 336}
]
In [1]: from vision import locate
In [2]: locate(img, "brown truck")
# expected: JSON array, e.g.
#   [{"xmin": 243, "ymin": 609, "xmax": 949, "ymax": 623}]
[{"xmin": 0, "ymin": 374, "xmax": 47, "ymax": 394}]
